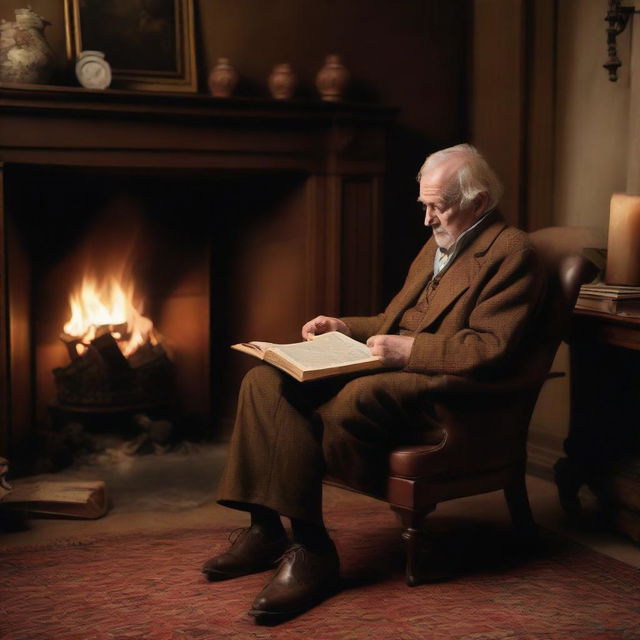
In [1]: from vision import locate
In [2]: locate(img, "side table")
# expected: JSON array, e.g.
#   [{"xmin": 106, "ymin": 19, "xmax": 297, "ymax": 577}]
[{"xmin": 555, "ymin": 309, "xmax": 640, "ymax": 540}]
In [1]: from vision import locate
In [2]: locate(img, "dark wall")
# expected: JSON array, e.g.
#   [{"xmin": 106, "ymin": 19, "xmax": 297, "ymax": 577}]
[{"xmin": 196, "ymin": 0, "xmax": 470, "ymax": 302}]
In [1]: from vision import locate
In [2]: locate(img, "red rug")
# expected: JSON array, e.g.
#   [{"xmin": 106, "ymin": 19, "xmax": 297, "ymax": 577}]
[{"xmin": 1, "ymin": 494, "xmax": 639, "ymax": 640}]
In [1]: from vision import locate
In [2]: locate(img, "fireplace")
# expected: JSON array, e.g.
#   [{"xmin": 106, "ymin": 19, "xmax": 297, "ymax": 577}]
[{"xmin": 0, "ymin": 85, "xmax": 392, "ymax": 472}]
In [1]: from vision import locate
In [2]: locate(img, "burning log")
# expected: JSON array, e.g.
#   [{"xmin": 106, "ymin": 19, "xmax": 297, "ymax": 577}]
[
  {"xmin": 54, "ymin": 273, "xmax": 174, "ymax": 408},
  {"xmin": 53, "ymin": 334, "xmax": 173, "ymax": 408},
  {"xmin": 90, "ymin": 332, "xmax": 130, "ymax": 377}
]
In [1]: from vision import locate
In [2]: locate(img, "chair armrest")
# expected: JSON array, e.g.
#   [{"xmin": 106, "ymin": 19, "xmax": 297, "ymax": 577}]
[{"xmin": 390, "ymin": 384, "xmax": 535, "ymax": 479}]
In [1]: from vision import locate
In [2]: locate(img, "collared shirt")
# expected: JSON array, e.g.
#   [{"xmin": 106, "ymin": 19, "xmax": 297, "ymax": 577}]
[{"xmin": 433, "ymin": 210, "xmax": 493, "ymax": 277}]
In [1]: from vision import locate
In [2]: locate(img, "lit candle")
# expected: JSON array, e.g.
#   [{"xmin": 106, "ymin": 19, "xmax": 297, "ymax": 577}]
[{"xmin": 605, "ymin": 193, "xmax": 640, "ymax": 285}]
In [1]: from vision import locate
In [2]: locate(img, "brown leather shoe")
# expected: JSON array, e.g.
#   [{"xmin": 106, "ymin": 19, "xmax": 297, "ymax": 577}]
[
  {"xmin": 202, "ymin": 526, "xmax": 289, "ymax": 582},
  {"xmin": 248, "ymin": 541, "xmax": 340, "ymax": 623}
]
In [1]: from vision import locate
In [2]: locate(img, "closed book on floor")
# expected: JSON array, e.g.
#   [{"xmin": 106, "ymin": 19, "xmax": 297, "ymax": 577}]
[
  {"xmin": 0, "ymin": 480, "xmax": 108, "ymax": 519},
  {"xmin": 232, "ymin": 331, "xmax": 385, "ymax": 382}
]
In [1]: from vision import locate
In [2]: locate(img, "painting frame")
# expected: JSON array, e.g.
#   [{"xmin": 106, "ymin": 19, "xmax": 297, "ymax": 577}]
[{"xmin": 64, "ymin": 0, "xmax": 198, "ymax": 93}]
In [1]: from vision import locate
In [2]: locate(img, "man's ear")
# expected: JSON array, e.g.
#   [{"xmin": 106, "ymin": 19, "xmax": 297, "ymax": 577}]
[{"xmin": 473, "ymin": 192, "xmax": 490, "ymax": 218}]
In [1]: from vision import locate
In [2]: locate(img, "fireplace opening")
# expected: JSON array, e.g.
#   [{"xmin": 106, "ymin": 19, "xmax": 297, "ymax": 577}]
[{"xmin": 5, "ymin": 163, "xmax": 310, "ymax": 472}]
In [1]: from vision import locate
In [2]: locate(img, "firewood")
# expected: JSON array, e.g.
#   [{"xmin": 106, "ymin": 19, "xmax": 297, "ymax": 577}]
[
  {"xmin": 90, "ymin": 332, "xmax": 131, "ymax": 376},
  {"xmin": 53, "ymin": 335, "xmax": 174, "ymax": 408}
]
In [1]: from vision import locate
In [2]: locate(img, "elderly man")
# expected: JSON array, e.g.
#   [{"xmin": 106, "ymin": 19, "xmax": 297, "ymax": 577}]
[{"xmin": 203, "ymin": 144, "xmax": 544, "ymax": 623}]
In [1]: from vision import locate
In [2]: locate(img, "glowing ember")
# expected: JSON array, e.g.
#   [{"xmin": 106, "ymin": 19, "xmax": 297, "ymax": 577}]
[{"xmin": 63, "ymin": 274, "xmax": 156, "ymax": 358}]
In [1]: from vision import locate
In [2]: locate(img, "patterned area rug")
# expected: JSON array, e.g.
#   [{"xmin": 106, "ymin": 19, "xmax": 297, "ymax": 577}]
[{"xmin": 1, "ymin": 492, "xmax": 639, "ymax": 640}]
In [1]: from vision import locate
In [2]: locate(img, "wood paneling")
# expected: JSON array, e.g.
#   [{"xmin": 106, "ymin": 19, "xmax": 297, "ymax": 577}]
[
  {"xmin": 340, "ymin": 177, "xmax": 381, "ymax": 316},
  {"xmin": 471, "ymin": 0, "xmax": 526, "ymax": 227}
]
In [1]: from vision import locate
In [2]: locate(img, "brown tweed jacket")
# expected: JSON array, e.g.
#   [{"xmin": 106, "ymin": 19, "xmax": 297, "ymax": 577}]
[{"xmin": 341, "ymin": 213, "xmax": 545, "ymax": 382}]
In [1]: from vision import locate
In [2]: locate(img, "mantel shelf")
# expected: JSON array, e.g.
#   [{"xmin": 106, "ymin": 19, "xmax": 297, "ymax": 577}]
[
  {"xmin": 0, "ymin": 82, "xmax": 397, "ymax": 125},
  {"xmin": 0, "ymin": 81, "xmax": 394, "ymax": 176}
]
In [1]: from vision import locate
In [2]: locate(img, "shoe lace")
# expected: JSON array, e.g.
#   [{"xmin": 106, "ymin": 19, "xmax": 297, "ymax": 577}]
[
  {"xmin": 227, "ymin": 527, "xmax": 250, "ymax": 546},
  {"xmin": 275, "ymin": 543, "xmax": 307, "ymax": 565}
]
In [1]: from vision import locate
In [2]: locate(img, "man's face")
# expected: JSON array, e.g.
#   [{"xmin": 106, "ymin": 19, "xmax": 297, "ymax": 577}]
[{"xmin": 418, "ymin": 162, "xmax": 482, "ymax": 250}]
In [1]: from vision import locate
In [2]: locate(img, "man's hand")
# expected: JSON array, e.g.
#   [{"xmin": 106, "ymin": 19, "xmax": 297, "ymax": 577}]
[
  {"xmin": 366, "ymin": 334, "xmax": 414, "ymax": 368},
  {"xmin": 301, "ymin": 316, "xmax": 352, "ymax": 341}
]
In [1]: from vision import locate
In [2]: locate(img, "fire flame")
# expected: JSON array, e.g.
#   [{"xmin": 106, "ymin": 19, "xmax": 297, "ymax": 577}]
[{"xmin": 63, "ymin": 274, "xmax": 156, "ymax": 358}]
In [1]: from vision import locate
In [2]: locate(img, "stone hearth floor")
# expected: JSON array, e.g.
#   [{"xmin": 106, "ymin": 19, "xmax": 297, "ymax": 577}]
[{"xmin": 0, "ymin": 443, "xmax": 639, "ymax": 570}]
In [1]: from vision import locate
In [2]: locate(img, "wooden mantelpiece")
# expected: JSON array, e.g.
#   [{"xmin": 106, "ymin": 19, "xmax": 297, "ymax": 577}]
[
  {"xmin": 0, "ymin": 81, "xmax": 395, "ymax": 118},
  {"xmin": 0, "ymin": 83, "xmax": 394, "ymax": 463},
  {"xmin": 0, "ymin": 83, "xmax": 393, "ymax": 171}
]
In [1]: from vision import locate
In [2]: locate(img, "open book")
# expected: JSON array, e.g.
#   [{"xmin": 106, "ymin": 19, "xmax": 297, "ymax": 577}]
[
  {"xmin": 1, "ymin": 480, "xmax": 108, "ymax": 519},
  {"xmin": 232, "ymin": 331, "xmax": 385, "ymax": 382}
]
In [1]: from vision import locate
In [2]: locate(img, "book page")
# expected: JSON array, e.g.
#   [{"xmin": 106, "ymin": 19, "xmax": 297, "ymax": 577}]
[{"xmin": 269, "ymin": 331, "xmax": 378, "ymax": 371}]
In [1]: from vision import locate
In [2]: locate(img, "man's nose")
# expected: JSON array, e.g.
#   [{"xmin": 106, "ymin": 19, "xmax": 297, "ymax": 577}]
[{"xmin": 424, "ymin": 208, "xmax": 436, "ymax": 226}]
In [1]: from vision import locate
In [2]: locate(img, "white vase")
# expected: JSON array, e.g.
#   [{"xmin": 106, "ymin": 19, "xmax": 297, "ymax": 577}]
[{"xmin": 0, "ymin": 7, "xmax": 55, "ymax": 84}]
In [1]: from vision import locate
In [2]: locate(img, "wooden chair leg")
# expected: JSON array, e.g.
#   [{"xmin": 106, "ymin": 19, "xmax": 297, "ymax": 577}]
[
  {"xmin": 504, "ymin": 471, "xmax": 538, "ymax": 544},
  {"xmin": 390, "ymin": 504, "xmax": 435, "ymax": 586}
]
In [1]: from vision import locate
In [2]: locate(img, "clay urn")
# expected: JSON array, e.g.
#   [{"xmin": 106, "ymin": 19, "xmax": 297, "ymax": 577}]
[{"xmin": 315, "ymin": 55, "xmax": 350, "ymax": 102}]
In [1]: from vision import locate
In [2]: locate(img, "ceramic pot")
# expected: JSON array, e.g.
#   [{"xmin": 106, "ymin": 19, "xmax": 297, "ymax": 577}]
[
  {"xmin": 0, "ymin": 7, "xmax": 55, "ymax": 84},
  {"xmin": 75, "ymin": 51, "xmax": 112, "ymax": 90},
  {"xmin": 315, "ymin": 55, "xmax": 350, "ymax": 102},
  {"xmin": 268, "ymin": 63, "xmax": 296, "ymax": 100},
  {"xmin": 208, "ymin": 57, "xmax": 238, "ymax": 98}
]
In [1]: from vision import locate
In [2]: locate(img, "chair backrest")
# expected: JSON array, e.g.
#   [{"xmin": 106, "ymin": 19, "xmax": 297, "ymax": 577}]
[
  {"xmin": 437, "ymin": 227, "xmax": 600, "ymax": 397},
  {"xmin": 529, "ymin": 226, "xmax": 601, "ymax": 347},
  {"xmin": 459, "ymin": 227, "xmax": 600, "ymax": 456}
]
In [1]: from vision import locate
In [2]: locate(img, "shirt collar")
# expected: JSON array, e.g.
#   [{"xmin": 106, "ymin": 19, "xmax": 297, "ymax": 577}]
[{"xmin": 433, "ymin": 210, "xmax": 494, "ymax": 276}]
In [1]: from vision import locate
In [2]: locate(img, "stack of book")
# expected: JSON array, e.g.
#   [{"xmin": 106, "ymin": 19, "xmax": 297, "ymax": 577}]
[{"xmin": 575, "ymin": 282, "xmax": 640, "ymax": 317}]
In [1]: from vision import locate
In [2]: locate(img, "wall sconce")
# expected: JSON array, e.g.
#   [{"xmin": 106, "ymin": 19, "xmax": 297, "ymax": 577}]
[{"xmin": 604, "ymin": 0, "xmax": 637, "ymax": 81}]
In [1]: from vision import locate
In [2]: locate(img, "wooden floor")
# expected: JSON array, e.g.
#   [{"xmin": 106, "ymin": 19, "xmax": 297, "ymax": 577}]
[{"xmin": 1, "ymin": 444, "xmax": 639, "ymax": 569}]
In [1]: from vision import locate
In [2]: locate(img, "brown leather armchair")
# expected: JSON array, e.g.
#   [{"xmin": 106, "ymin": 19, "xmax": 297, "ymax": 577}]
[{"xmin": 338, "ymin": 227, "xmax": 598, "ymax": 586}]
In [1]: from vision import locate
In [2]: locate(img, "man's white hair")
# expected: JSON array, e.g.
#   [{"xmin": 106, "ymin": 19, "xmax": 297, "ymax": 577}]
[{"xmin": 417, "ymin": 144, "xmax": 503, "ymax": 213}]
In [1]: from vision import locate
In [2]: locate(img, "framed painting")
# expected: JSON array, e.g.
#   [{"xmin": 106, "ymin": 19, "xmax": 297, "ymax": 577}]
[{"xmin": 65, "ymin": 0, "xmax": 197, "ymax": 92}]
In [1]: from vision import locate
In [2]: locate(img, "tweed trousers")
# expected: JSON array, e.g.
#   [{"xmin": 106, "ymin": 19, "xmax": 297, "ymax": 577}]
[{"xmin": 216, "ymin": 363, "xmax": 443, "ymax": 525}]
